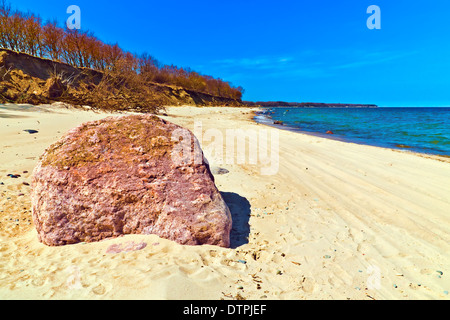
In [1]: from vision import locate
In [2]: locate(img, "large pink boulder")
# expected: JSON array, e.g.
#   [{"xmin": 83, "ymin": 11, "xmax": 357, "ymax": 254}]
[{"xmin": 31, "ymin": 114, "xmax": 232, "ymax": 247}]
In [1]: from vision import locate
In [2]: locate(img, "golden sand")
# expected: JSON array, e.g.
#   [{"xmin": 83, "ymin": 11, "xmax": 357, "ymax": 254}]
[{"xmin": 0, "ymin": 104, "xmax": 449, "ymax": 299}]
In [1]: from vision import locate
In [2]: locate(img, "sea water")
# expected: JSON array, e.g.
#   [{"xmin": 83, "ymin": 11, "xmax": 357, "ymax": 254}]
[{"xmin": 255, "ymin": 107, "xmax": 450, "ymax": 156}]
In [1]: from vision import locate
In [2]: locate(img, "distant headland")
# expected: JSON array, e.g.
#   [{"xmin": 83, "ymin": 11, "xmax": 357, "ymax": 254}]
[{"xmin": 245, "ymin": 101, "xmax": 378, "ymax": 108}]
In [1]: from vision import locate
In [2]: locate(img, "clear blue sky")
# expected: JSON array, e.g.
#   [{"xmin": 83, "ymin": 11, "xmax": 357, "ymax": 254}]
[{"xmin": 11, "ymin": 0, "xmax": 450, "ymax": 107}]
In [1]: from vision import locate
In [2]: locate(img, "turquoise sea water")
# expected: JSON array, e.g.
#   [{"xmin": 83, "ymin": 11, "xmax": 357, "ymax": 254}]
[{"xmin": 255, "ymin": 107, "xmax": 450, "ymax": 156}]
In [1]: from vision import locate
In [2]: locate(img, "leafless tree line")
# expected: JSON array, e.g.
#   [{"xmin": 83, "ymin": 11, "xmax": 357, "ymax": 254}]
[{"xmin": 0, "ymin": 1, "xmax": 244, "ymax": 100}]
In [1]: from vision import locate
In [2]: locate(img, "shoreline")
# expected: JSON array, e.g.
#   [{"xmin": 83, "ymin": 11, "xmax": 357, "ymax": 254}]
[
  {"xmin": 253, "ymin": 108, "xmax": 450, "ymax": 163},
  {"xmin": 0, "ymin": 104, "xmax": 449, "ymax": 300}
]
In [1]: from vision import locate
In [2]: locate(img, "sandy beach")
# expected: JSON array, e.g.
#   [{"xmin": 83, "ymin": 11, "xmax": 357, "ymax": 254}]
[{"xmin": 0, "ymin": 103, "xmax": 449, "ymax": 300}]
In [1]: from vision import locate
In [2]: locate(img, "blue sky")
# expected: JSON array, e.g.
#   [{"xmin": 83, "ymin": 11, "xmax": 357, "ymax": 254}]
[{"xmin": 11, "ymin": 0, "xmax": 450, "ymax": 107}]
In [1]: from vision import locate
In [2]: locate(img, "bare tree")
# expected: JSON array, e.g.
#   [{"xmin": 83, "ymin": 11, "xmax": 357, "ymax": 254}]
[{"xmin": 42, "ymin": 20, "xmax": 64, "ymax": 60}]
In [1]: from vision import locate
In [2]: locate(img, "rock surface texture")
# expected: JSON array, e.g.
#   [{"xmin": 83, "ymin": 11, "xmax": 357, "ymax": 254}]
[{"xmin": 31, "ymin": 114, "xmax": 232, "ymax": 247}]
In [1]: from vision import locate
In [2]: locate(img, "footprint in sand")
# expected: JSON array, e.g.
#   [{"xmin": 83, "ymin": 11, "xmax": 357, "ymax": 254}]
[
  {"xmin": 91, "ymin": 283, "xmax": 106, "ymax": 295},
  {"xmin": 357, "ymin": 242, "xmax": 371, "ymax": 254},
  {"xmin": 150, "ymin": 268, "xmax": 173, "ymax": 281},
  {"xmin": 348, "ymin": 228, "xmax": 365, "ymax": 243},
  {"xmin": 301, "ymin": 277, "xmax": 315, "ymax": 293},
  {"xmin": 31, "ymin": 277, "xmax": 45, "ymax": 287},
  {"xmin": 178, "ymin": 265, "xmax": 198, "ymax": 276},
  {"xmin": 29, "ymin": 267, "xmax": 48, "ymax": 288}
]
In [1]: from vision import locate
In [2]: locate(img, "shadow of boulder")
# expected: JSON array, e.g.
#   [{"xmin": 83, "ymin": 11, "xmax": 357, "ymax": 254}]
[{"xmin": 221, "ymin": 191, "xmax": 251, "ymax": 248}]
